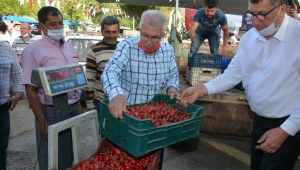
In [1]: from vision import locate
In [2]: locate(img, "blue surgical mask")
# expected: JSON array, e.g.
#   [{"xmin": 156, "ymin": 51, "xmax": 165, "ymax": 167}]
[{"xmin": 42, "ymin": 24, "xmax": 64, "ymax": 41}]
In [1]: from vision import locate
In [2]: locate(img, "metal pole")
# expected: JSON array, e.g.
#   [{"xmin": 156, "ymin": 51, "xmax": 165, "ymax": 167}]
[
  {"xmin": 53, "ymin": 94, "xmax": 73, "ymax": 170},
  {"xmin": 175, "ymin": 0, "xmax": 179, "ymax": 26},
  {"xmin": 133, "ymin": 17, "xmax": 135, "ymax": 30}
]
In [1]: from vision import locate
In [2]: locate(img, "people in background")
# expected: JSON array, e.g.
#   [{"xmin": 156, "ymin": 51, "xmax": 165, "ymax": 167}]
[
  {"xmin": 85, "ymin": 16, "xmax": 120, "ymax": 117},
  {"xmin": 287, "ymin": 2, "xmax": 300, "ymax": 20},
  {"xmin": 177, "ymin": 0, "xmax": 300, "ymax": 169},
  {"xmin": 189, "ymin": 0, "xmax": 230, "ymax": 54},
  {"xmin": 12, "ymin": 23, "xmax": 38, "ymax": 64},
  {"xmin": 228, "ymin": 31, "xmax": 239, "ymax": 45},
  {"xmin": 0, "ymin": 20, "xmax": 12, "ymax": 46},
  {"xmin": 3, "ymin": 17, "xmax": 11, "ymax": 26}
]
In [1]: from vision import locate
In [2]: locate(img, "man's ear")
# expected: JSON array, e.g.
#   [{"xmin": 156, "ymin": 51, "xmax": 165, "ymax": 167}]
[{"xmin": 38, "ymin": 23, "xmax": 43, "ymax": 31}]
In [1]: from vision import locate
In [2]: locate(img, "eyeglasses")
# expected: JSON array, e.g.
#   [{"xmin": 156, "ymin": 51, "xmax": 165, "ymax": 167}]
[
  {"xmin": 140, "ymin": 33, "xmax": 162, "ymax": 42},
  {"xmin": 247, "ymin": 4, "xmax": 281, "ymax": 21}
]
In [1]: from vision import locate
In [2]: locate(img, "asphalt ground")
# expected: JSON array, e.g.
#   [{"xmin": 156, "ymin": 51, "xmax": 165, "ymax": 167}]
[{"xmin": 6, "ymin": 99, "xmax": 300, "ymax": 170}]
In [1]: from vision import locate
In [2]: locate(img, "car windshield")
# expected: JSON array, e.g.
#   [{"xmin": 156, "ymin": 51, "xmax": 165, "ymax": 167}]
[{"xmin": 67, "ymin": 39, "xmax": 100, "ymax": 62}]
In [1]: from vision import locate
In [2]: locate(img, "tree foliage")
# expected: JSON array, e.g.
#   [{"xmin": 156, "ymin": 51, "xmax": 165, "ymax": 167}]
[
  {"xmin": 118, "ymin": 4, "xmax": 158, "ymax": 24},
  {"xmin": 0, "ymin": 0, "xmax": 181, "ymax": 31}
]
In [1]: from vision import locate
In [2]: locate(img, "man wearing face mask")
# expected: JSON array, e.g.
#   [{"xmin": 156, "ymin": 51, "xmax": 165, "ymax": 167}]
[
  {"xmin": 176, "ymin": 0, "xmax": 300, "ymax": 169},
  {"xmin": 12, "ymin": 23, "xmax": 38, "ymax": 64},
  {"xmin": 101, "ymin": 10, "xmax": 179, "ymax": 170},
  {"xmin": 21, "ymin": 6, "xmax": 81, "ymax": 170}
]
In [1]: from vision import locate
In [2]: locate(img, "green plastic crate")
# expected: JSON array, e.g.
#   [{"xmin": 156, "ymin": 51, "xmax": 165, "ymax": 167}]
[{"xmin": 99, "ymin": 94, "xmax": 203, "ymax": 157}]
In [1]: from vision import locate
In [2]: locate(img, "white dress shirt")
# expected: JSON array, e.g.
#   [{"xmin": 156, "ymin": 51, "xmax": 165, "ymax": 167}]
[{"xmin": 204, "ymin": 14, "xmax": 300, "ymax": 136}]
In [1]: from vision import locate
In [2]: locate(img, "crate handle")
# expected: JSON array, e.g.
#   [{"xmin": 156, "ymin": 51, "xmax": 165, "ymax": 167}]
[
  {"xmin": 204, "ymin": 56, "xmax": 213, "ymax": 59},
  {"xmin": 202, "ymin": 70, "xmax": 212, "ymax": 74}
]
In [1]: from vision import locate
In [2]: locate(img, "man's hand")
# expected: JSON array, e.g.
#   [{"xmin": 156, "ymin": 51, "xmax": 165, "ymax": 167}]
[
  {"xmin": 7, "ymin": 91, "xmax": 22, "ymax": 112},
  {"xmin": 167, "ymin": 87, "xmax": 180, "ymax": 100},
  {"xmin": 78, "ymin": 101, "xmax": 84, "ymax": 114},
  {"xmin": 38, "ymin": 120, "xmax": 50, "ymax": 141},
  {"xmin": 87, "ymin": 107, "xmax": 96, "ymax": 111},
  {"xmin": 222, "ymin": 44, "xmax": 228, "ymax": 55},
  {"xmin": 255, "ymin": 127, "xmax": 290, "ymax": 154},
  {"xmin": 176, "ymin": 84, "xmax": 208, "ymax": 108},
  {"xmin": 189, "ymin": 22, "xmax": 199, "ymax": 42},
  {"xmin": 287, "ymin": 3, "xmax": 300, "ymax": 20},
  {"xmin": 109, "ymin": 94, "xmax": 127, "ymax": 120},
  {"xmin": 190, "ymin": 32, "xmax": 197, "ymax": 42}
]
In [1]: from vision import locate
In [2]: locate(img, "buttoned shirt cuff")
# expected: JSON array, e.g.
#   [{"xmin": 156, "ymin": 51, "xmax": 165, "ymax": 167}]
[
  {"xmin": 15, "ymin": 85, "xmax": 25, "ymax": 93},
  {"xmin": 203, "ymin": 82, "xmax": 216, "ymax": 95},
  {"xmin": 280, "ymin": 119, "xmax": 299, "ymax": 136},
  {"xmin": 108, "ymin": 87, "xmax": 124, "ymax": 102}
]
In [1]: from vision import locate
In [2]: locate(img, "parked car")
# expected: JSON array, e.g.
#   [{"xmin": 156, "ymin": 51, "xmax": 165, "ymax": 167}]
[
  {"xmin": 65, "ymin": 35, "xmax": 104, "ymax": 69},
  {"xmin": 65, "ymin": 35, "xmax": 124, "ymax": 68},
  {"xmin": 64, "ymin": 35, "xmax": 124, "ymax": 103}
]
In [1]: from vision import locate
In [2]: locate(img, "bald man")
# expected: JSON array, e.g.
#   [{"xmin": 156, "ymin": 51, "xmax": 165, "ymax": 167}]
[{"xmin": 12, "ymin": 23, "xmax": 38, "ymax": 64}]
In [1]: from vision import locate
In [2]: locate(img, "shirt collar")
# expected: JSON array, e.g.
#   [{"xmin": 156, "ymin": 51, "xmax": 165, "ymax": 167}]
[
  {"xmin": 41, "ymin": 34, "xmax": 65, "ymax": 45},
  {"xmin": 273, "ymin": 14, "xmax": 289, "ymax": 41},
  {"xmin": 19, "ymin": 34, "xmax": 33, "ymax": 40}
]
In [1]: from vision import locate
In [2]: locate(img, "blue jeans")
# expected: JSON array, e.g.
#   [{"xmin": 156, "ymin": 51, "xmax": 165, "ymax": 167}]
[
  {"xmin": 190, "ymin": 28, "xmax": 221, "ymax": 54},
  {"xmin": 0, "ymin": 103, "xmax": 9, "ymax": 170},
  {"xmin": 94, "ymin": 99, "xmax": 106, "ymax": 139}
]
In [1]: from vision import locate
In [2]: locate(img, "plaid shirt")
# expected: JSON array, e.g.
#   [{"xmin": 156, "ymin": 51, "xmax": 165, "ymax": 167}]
[
  {"xmin": 0, "ymin": 41, "xmax": 24, "ymax": 105},
  {"xmin": 102, "ymin": 37, "xmax": 179, "ymax": 105}
]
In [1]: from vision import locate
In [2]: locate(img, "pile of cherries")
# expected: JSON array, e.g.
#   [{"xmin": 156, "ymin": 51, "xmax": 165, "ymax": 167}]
[
  {"xmin": 126, "ymin": 100, "xmax": 192, "ymax": 127},
  {"xmin": 72, "ymin": 144, "xmax": 155, "ymax": 170}
]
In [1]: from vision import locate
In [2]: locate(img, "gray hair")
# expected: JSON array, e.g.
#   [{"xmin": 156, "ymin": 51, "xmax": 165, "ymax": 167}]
[
  {"xmin": 101, "ymin": 16, "xmax": 120, "ymax": 32},
  {"xmin": 139, "ymin": 10, "xmax": 167, "ymax": 34}
]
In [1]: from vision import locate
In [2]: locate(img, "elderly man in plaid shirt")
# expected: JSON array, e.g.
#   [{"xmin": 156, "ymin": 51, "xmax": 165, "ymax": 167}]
[
  {"xmin": 101, "ymin": 10, "xmax": 179, "ymax": 170},
  {"xmin": 0, "ymin": 16, "xmax": 24, "ymax": 169}
]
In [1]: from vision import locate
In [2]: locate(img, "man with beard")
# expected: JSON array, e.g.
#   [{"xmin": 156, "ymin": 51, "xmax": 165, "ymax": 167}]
[{"xmin": 189, "ymin": 0, "xmax": 229, "ymax": 54}]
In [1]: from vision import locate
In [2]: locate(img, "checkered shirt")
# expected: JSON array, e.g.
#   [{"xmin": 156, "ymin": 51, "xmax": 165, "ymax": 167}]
[
  {"xmin": 102, "ymin": 37, "xmax": 179, "ymax": 105},
  {"xmin": 0, "ymin": 41, "xmax": 24, "ymax": 105}
]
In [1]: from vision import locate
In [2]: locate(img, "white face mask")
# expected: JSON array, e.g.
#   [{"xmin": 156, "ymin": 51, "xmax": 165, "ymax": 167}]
[
  {"xmin": 42, "ymin": 24, "xmax": 64, "ymax": 41},
  {"xmin": 22, "ymin": 33, "xmax": 29, "ymax": 38},
  {"xmin": 257, "ymin": 10, "xmax": 280, "ymax": 36}
]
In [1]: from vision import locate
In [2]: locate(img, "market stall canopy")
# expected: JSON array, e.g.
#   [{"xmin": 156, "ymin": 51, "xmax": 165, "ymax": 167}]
[
  {"xmin": 2, "ymin": 16, "xmax": 38, "ymax": 24},
  {"xmin": 97, "ymin": 0, "xmax": 248, "ymax": 15},
  {"xmin": 63, "ymin": 20, "xmax": 83, "ymax": 26},
  {"xmin": 97, "ymin": 0, "xmax": 300, "ymax": 15}
]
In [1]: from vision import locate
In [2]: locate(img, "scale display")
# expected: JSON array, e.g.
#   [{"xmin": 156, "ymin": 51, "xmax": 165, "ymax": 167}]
[{"xmin": 31, "ymin": 64, "xmax": 87, "ymax": 96}]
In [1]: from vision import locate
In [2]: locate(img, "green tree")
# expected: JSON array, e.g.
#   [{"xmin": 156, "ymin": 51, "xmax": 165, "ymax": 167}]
[{"xmin": 118, "ymin": 4, "xmax": 158, "ymax": 24}]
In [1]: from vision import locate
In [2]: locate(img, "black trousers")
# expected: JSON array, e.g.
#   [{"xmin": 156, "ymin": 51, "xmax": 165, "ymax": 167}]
[
  {"xmin": 251, "ymin": 114, "xmax": 300, "ymax": 170},
  {"xmin": 0, "ymin": 103, "xmax": 9, "ymax": 170}
]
